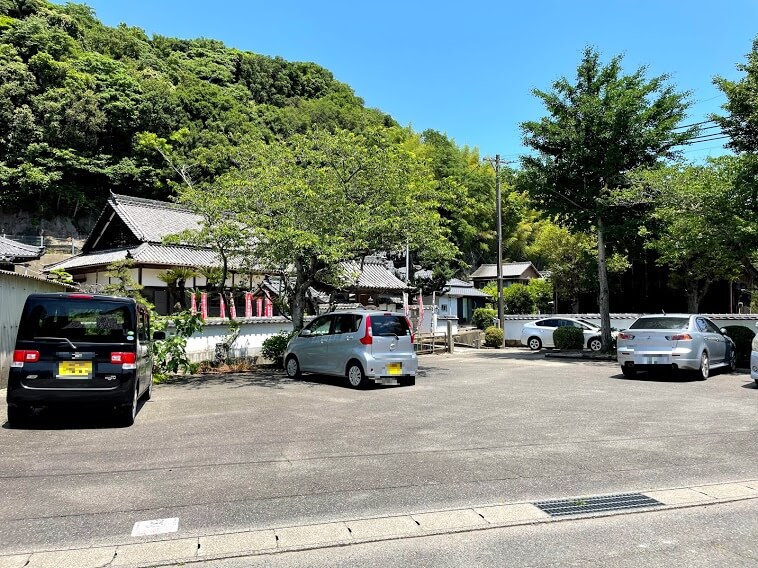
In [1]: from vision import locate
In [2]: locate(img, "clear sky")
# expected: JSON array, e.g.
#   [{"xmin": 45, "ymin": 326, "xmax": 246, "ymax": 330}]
[{"xmin": 62, "ymin": 0, "xmax": 757, "ymax": 163}]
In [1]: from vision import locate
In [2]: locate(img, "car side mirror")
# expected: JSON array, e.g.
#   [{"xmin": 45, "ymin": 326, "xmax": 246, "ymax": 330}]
[
  {"xmin": 720, "ymin": 328, "xmax": 728, "ymax": 335},
  {"xmin": 153, "ymin": 331, "xmax": 166, "ymax": 341},
  {"xmin": 300, "ymin": 329, "xmax": 313, "ymax": 337}
]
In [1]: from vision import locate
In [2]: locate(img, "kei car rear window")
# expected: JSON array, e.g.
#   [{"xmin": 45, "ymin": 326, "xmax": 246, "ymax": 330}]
[
  {"xmin": 370, "ymin": 315, "xmax": 411, "ymax": 336},
  {"xmin": 629, "ymin": 317, "xmax": 689, "ymax": 330},
  {"xmin": 17, "ymin": 299, "xmax": 135, "ymax": 343}
]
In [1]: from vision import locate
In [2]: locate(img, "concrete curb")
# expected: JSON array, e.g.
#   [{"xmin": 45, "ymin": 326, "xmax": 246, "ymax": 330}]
[{"xmin": 2, "ymin": 480, "xmax": 757, "ymax": 568}]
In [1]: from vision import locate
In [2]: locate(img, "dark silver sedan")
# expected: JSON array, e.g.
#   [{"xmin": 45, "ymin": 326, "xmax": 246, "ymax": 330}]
[{"xmin": 617, "ymin": 314, "xmax": 736, "ymax": 379}]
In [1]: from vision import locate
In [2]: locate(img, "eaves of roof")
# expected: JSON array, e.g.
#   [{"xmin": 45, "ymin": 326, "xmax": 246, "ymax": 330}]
[{"xmin": 43, "ymin": 243, "xmax": 261, "ymax": 272}]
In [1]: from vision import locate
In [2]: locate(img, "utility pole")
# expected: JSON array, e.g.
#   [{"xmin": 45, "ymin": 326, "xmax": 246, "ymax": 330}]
[
  {"xmin": 484, "ymin": 154, "xmax": 505, "ymax": 348},
  {"xmin": 495, "ymin": 154, "xmax": 504, "ymax": 347}
]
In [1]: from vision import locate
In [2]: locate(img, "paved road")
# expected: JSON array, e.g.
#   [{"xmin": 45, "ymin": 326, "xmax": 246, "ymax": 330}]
[{"xmin": 1, "ymin": 349, "xmax": 756, "ymax": 557}]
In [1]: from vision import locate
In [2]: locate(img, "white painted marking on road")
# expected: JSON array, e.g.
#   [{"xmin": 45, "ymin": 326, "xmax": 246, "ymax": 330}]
[{"xmin": 131, "ymin": 517, "xmax": 179, "ymax": 537}]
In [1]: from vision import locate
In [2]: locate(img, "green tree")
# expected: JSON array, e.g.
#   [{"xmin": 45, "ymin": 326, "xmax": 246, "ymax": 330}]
[
  {"xmin": 501, "ymin": 283, "xmax": 534, "ymax": 314},
  {"xmin": 185, "ymin": 128, "xmax": 456, "ymax": 330},
  {"xmin": 630, "ymin": 158, "xmax": 746, "ymax": 311},
  {"xmin": 527, "ymin": 278, "xmax": 553, "ymax": 315},
  {"xmin": 103, "ymin": 258, "xmax": 151, "ymax": 308},
  {"xmin": 520, "ymin": 47, "xmax": 693, "ymax": 350},
  {"xmin": 713, "ymin": 37, "xmax": 758, "ymax": 153},
  {"xmin": 526, "ymin": 222, "xmax": 597, "ymax": 313}
]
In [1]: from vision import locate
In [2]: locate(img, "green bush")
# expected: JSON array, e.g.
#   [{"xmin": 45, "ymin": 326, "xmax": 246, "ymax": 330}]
[
  {"xmin": 261, "ymin": 330, "xmax": 297, "ymax": 364},
  {"xmin": 152, "ymin": 310, "xmax": 204, "ymax": 375},
  {"xmin": 472, "ymin": 307, "xmax": 498, "ymax": 330},
  {"xmin": 723, "ymin": 325, "xmax": 755, "ymax": 367},
  {"xmin": 553, "ymin": 326, "xmax": 584, "ymax": 350},
  {"xmin": 484, "ymin": 326, "xmax": 504, "ymax": 347},
  {"xmin": 502, "ymin": 283, "xmax": 534, "ymax": 314}
]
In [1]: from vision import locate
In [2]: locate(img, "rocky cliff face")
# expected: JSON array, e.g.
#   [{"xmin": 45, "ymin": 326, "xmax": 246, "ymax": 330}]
[{"xmin": 0, "ymin": 212, "xmax": 98, "ymax": 240}]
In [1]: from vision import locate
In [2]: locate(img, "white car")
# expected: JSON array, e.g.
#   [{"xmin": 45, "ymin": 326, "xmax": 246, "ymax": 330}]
[{"xmin": 520, "ymin": 317, "xmax": 604, "ymax": 351}]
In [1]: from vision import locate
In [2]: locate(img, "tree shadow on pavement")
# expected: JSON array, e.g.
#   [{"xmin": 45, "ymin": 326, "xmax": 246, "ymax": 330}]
[{"xmin": 160, "ymin": 368, "xmax": 296, "ymax": 390}]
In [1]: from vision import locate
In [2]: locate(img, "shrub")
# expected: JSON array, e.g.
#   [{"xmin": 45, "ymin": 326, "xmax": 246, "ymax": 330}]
[
  {"xmin": 472, "ymin": 307, "xmax": 498, "ymax": 330},
  {"xmin": 527, "ymin": 278, "xmax": 553, "ymax": 314},
  {"xmin": 152, "ymin": 310, "xmax": 204, "ymax": 375},
  {"xmin": 723, "ymin": 325, "xmax": 755, "ymax": 367},
  {"xmin": 261, "ymin": 330, "xmax": 297, "ymax": 364},
  {"xmin": 484, "ymin": 326, "xmax": 504, "ymax": 347},
  {"xmin": 553, "ymin": 326, "xmax": 584, "ymax": 350},
  {"xmin": 502, "ymin": 283, "xmax": 534, "ymax": 314}
]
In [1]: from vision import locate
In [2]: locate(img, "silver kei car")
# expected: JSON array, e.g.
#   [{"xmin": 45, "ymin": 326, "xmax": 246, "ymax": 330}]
[
  {"xmin": 283, "ymin": 309, "xmax": 418, "ymax": 388},
  {"xmin": 617, "ymin": 314, "xmax": 736, "ymax": 379}
]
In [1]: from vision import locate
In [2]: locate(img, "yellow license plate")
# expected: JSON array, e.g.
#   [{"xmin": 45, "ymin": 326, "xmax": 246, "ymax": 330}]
[
  {"xmin": 387, "ymin": 363, "xmax": 402, "ymax": 375},
  {"xmin": 58, "ymin": 361, "xmax": 92, "ymax": 377}
]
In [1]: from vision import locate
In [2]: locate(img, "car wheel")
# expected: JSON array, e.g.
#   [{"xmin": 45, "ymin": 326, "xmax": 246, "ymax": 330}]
[
  {"xmin": 621, "ymin": 366, "xmax": 636, "ymax": 378},
  {"xmin": 399, "ymin": 376, "xmax": 416, "ymax": 387},
  {"xmin": 698, "ymin": 352, "xmax": 710, "ymax": 380},
  {"xmin": 141, "ymin": 373, "xmax": 153, "ymax": 401},
  {"xmin": 285, "ymin": 356, "xmax": 301, "ymax": 379},
  {"xmin": 346, "ymin": 361, "xmax": 369, "ymax": 389},
  {"xmin": 7, "ymin": 404, "xmax": 29, "ymax": 427},
  {"xmin": 527, "ymin": 337, "xmax": 542, "ymax": 351},
  {"xmin": 588, "ymin": 337, "xmax": 602, "ymax": 352},
  {"xmin": 116, "ymin": 381, "xmax": 138, "ymax": 427}
]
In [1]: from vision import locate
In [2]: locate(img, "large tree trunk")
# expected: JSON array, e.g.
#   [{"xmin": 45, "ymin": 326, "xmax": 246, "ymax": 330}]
[
  {"xmin": 686, "ymin": 280, "xmax": 711, "ymax": 313},
  {"xmin": 571, "ymin": 298, "xmax": 580, "ymax": 314},
  {"xmin": 596, "ymin": 216, "xmax": 612, "ymax": 352},
  {"xmin": 291, "ymin": 257, "xmax": 309, "ymax": 330}
]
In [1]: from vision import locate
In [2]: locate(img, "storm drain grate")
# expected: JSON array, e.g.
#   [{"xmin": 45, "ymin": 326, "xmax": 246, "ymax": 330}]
[{"xmin": 535, "ymin": 493, "xmax": 662, "ymax": 517}]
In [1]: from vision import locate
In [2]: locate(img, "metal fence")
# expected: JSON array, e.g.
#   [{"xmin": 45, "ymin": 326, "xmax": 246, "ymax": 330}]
[{"xmin": 2, "ymin": 234, "xmax": 82, "ymax": 254}]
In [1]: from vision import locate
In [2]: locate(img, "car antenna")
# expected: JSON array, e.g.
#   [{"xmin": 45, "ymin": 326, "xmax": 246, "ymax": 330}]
[{"xmin": 661, "ymin": 309, "xmax": 666, "ymax": 315}]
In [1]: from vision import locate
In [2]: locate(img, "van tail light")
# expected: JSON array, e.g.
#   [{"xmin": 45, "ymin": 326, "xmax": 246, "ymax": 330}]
[
  {"xmin": 617, "ymin": 332, "xmax": 635, "ymax": 340},
  {"xmin": 667, "ymin": 333, "xmax": 693, "ymax": 341},
  {"xmin": 11, "ymin": 350, "xmax": 39, "ymax": 367},
  {"xmin": 111, "ymin": 352, "xmax": 137, "ymax": 369},
  {"xmin": 405, "ymin": 316, "xmax": 415, "ymax": 343},
  {"xmin": 359, "ymin": 316, "xmax": 373, "ymax": 345}
]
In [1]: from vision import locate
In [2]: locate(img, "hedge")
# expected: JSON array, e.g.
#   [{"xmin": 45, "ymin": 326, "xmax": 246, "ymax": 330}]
[
  {"xmin": 553, "ymin": 326, "xmax": 584, "ymax": 350},
  {"xmin": 484, "ymin": 326, "xmax": 504, "ymax": 347},
  {"xmin": 472, "ymin": 308, "xmax": 498, "ymax": 330}
]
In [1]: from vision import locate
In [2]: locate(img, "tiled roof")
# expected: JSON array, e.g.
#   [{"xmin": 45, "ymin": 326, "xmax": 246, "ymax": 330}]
[
  {"xmin": 0, "ymin": 236, "xmax": 44, "ymax": 261},
  {"xmin": 109, "ymin": 193, "xmax": 203, "ymax": 243},
  {"xmin": 44, "ymin": 243, "xmax": 226, "ymax": 271},
  {"xmin": 470, "ymin": 262, "xmax": 541, "ymax": 279},
  {"xmin": 339, "ymin": 261, "xmax": 409, "ymax": 291},
  {"xmin": 445, "ymin": 284, "xmax": 490, "ymax": 298}
]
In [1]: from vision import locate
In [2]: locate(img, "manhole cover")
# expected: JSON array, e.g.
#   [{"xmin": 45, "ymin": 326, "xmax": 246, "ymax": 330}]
[{"xmin": 535, "ymin": 493, "xmax": 662, "ymax": 517}]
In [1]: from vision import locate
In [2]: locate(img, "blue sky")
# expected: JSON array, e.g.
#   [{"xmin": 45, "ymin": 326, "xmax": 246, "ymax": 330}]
[{"xmin": 64, "ymin": 0, "xmax": 757, "ymax": 163}]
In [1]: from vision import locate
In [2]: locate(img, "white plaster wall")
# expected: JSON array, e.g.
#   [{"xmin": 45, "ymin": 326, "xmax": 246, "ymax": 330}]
[
  {"xmin": 183, "ymin": 318, "xmax": 294, "ymax": 362},
  {"xmin": 503, "ymin": 314, "xmax": 758, "ymax": 344}
]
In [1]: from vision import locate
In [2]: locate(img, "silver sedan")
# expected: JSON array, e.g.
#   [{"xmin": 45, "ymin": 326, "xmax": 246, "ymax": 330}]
[{"xmin": 617, "ymin": 314, "xmax": 736, "ymax": 379}]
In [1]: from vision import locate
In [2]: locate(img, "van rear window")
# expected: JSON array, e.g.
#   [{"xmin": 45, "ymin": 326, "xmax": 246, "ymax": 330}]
[
  {"xmin": 370, "ymin": 315, "xmax": 411, "ymax": 336},
  {"xmin": 18, "ymin": 298, "xmax": 135, "ymax": 343}
]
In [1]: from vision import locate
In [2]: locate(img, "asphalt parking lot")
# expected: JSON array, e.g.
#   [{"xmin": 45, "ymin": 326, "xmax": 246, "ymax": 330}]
[{"xmin": 1, "ymin": 349, "xmax": 756, "ymax": 557}]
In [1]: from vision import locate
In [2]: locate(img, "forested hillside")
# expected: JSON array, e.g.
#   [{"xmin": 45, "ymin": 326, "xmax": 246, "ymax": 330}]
[{"xmin": 0, "ymin": 0, "xmax": 399, "ymax": 223}]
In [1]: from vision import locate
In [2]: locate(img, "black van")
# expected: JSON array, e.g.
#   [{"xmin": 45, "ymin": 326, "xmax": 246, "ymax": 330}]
[{"xmin": 6, "ymin": 293, "xmax": 163, "ymax": 427}]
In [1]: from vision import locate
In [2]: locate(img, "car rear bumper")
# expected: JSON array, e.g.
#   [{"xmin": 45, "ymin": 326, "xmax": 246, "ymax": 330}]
[
  {"xmin": 617, "ymin": 349, "xmax": 699, "ymax": 371},
  {"xmin": 7, "ymin": 372, "xmax": 137, "ymax": 408},
  {"xmin": 363, "ymin": 354, "xmax": 418, "ymax": 379}
]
